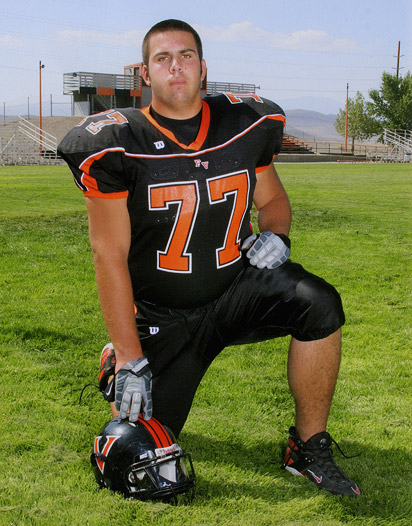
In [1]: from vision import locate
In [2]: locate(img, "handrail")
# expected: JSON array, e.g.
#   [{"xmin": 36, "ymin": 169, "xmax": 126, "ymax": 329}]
[
  {"xmin": 383, "ymin": 128, "xmax": 412, "ymax": 153},
  {"xmin": 206, "ymin": 81, "xmax": 257, "ymax": 94},
  {"xmin": 18, "ymin": 117, "xmax": 58, "ymax": 154},
  {"xmin": 0, "ymin": 133, "xmax": 17, "ymax": 155}
]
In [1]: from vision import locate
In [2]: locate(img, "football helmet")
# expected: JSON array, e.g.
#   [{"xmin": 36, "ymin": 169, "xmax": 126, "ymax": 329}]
[{"xmin": 91, "ymin": 416, "xmax": 195, "ymax": 502}]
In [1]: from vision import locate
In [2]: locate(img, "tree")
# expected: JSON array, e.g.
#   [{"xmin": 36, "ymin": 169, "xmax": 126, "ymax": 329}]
[
  {"xmin": 368, "ymin": 71, "xmax": 412, "ymax": 131},
  {"xmin": 334, "ymin": 91, "xmax": 378, "ymax": 152}
]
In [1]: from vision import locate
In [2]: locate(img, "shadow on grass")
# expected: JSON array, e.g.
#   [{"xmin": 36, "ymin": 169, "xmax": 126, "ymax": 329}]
[
  {"xmin": 182, "ymin": 431, "xmax": 412, "ymax": 522},
  {"xmin": 3, "ymin": 324, "xmax": 85, "ymax": 347}
]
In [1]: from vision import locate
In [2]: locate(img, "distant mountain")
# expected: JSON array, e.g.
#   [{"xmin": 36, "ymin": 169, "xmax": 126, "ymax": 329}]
[
  {"xmin": 283, "ymin": 109, "xmax": 342, "ymax": 142},
  {"xmin": 275, "ymin": 95, "xmax": 343, "ymax": 115},
  {"xmin": 2, "ymin": 102, "xmax": 72, "ymax": 119}
]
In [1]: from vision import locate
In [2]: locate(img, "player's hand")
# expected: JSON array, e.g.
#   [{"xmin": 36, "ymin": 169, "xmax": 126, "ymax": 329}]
[
  {"xmin": 241, "ymin": 231, "xmax": 290, "ymax": 269},
  {"xmin": 115, "ymin": 357, "xmax": 153, "ymax": 422}
]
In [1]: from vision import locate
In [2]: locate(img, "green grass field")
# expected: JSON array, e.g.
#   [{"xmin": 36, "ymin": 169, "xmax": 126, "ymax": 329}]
[{"xmin": 0, "ymin": 163, "xmax": 411, "ymax": 526}]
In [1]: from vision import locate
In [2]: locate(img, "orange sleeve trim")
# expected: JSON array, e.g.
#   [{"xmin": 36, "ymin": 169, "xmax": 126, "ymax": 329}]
[
  {"xmin": 268, "ymin": 114, "xmax": 286, "ymax": 127},
  {"xmin": 256, "ymin": 164, "xmax": 271, "ymax": 174},
  {"xmin": 81, "ymin": 172, "xmax": 128, "ymax": 199},
  {"xmin": 83, "ymin": 189, "xmax": 128, "ymax": 199},
  {"xmin": 79, "ymin": 149, "xmax": 129, "ymax": 199}
]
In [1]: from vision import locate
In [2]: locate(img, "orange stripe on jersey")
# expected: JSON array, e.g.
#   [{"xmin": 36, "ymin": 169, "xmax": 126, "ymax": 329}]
[
  {"xmin": 82, "ymin": 174, "xmax": 128, "ymax": 199},
  {"xmin": 268, "ymin": 114, "xmax": 286, "ymax": 127},
  {"xmin": 256, "ymin": 164, "xmax": 270, "ymax": 174},
  {"xmin": 79, "ymin": 148, "xmax": 129, "ymax": 199},
  {"xmin": 78, "ymin": 112, "xmax": 284, "ymax": 165},
  {"xmin": 141, "ymin": 100, "xmax": 210, "ymax": 150},
  {"xmin": 80, "ymin": 147, "xmax": 125, "ymax": 173}
]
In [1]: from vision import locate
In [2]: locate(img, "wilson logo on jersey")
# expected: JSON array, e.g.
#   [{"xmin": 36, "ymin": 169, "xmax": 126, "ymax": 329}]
[{"xmin": 154, "ymin": 141, "xmax": 165, "ymax": 150}]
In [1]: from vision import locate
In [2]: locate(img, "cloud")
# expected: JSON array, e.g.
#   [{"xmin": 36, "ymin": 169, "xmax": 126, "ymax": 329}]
[
  {"xmin": 56, "ymin": 29, "xmax": 145, "ymax": 49},
  {"xmin": 195, "ymin": 22, "xmax": 359, "ymax": 52},
  {"xmin": 195, "ymin": 21, "xmax": 268, "ymax": 43},
  {"xmin": 0, "ymin": 35, "xmax": 24, "ymax": 48},
  {"xmin": 56, "ymin": 23, "xmax": 359, "ymax": 55},
  {"xmin": 271, "ymin": 29, "xmax": 359, "ymax": 52}
]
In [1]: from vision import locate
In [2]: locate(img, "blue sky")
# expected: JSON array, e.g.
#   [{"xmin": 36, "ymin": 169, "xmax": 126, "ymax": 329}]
[{"xmin": 1, "ymin": 0, "xmax": 411, "ymax": 115}]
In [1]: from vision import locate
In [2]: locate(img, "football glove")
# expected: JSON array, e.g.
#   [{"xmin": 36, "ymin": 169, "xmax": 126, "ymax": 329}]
[
  {"xmin": 241, "ymin": 231, "xmax": 290, "ymax": 269},
  {"xmin": 115, "ymin": 357, "xmax": 153, "ymax": 422}
]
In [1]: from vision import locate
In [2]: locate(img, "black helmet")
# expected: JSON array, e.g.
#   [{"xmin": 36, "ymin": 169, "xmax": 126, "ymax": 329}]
[{"xmin": 91, "ymin": 416, "xmax": 195, "ymax": 502}]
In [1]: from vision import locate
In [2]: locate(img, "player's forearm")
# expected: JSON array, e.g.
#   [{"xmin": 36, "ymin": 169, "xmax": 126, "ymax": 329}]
[
  {"xmin": 92, "ymin": 251, "xmax": 144, "ymax": 372},
  {"xmin": 257, "ymin": 195, "xmax": 292, "ymax": 236}
]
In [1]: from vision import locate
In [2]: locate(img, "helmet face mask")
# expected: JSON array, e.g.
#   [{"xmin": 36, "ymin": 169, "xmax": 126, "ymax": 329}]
[
  {"xmin": 91, "ymin": 417, "xmax": 195, "ymax": 503},
  {"xmin": 125, "ymin": 446, "xmax": 195, "ymax": 501}
]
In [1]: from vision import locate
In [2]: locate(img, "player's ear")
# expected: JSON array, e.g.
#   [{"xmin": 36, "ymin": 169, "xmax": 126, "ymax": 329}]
[
  {"xmin": 142, "ymin": 64, "xmax": 151, "ymax": 86},
  {"xmin": 200, "ymin": 59, "xmax": 207, "ymax": 82}
]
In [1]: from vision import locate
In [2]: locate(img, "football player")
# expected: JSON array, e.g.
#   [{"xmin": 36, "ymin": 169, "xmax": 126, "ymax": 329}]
[{"xmin": 58, "ymin": 19, "xmax": 361, "ymax": 497}]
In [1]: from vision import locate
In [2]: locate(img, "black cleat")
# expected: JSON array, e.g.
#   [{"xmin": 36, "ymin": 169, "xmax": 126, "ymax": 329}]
[{"xmin": 281, "ymin": 426, "xmax": 361, "ymax": 497}]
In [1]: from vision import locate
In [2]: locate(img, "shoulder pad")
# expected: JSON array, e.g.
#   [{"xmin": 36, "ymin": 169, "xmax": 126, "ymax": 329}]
[
  {"xmin": 205, "ymin": 93, "xmax": 284, "ymax": 119},
  {"xmin": 58, "ymin": 108, "xmax": 141, "ymax": 154}
]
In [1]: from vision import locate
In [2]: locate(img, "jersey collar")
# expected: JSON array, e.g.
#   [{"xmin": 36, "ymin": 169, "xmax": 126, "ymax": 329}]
[{"xmin": 141, "ymin": 100, "xmax": 210, "ymax": 151}]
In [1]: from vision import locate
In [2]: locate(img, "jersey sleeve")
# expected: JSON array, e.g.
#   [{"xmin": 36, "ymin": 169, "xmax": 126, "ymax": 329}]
[
  {"xmin": 57, "ymin": 111, "xmax": 130, "ymax": 199},
  {"xmin": 254, "ymin": 97, "xmax": 285, "ymax": 171}
]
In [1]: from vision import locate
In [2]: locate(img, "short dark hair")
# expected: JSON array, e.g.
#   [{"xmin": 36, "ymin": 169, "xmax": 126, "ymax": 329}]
[{"xmin": 142, "ymin": 19, "xmax": 203, "ymax": 65}]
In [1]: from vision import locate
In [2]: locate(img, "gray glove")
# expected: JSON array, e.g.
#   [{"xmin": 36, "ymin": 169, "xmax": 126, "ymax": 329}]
[
  {"xmin": 115, "ymin": 357, "xmax": 153, "ymax": 422},
  {"xmin": 241, "ymin": 231, "xmax": 290, "ymax": 269}
]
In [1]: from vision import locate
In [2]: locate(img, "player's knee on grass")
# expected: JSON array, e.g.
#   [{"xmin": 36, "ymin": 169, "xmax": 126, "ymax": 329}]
[{"xmin": 294, "ymin": 277, "xmax": 345, "ymax": 341}]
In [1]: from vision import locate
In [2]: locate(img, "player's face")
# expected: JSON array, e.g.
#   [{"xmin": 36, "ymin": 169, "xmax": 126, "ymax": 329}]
[{"xmin": 142, "ymin": 30, "xmax": 206, "ymax": 119}]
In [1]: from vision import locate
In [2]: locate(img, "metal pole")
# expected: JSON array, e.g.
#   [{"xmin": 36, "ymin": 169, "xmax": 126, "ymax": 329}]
[
  {"xmin": 396, "ymin": 41, "xmax": 400, "ymax": 78},
  {"xmin": 345, "ymin": 83, "xmax": 349, "ymax": 153},
  {"xmin": 50, "ymin": 93, "xmax": 53, "ymax": 117},
  {"xmin": 39, "ymin": 61, "xmax": 45, "ymax": 153}
]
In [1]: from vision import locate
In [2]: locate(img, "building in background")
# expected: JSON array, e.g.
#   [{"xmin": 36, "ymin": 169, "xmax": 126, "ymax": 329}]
[{"xmin": 63, "ymin": 63, "xmax": 257, "ymax": 116}]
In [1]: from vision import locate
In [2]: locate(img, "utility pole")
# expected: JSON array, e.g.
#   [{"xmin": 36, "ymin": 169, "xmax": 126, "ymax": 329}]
[
  {"xmin": 345, "ymin": 83, "xmax": 349, "ymax": 153},
  {"xmin": 396, "ymin": 41, "xmax": 401, "ymax": 78},
  {"xmin": 39, "ymin": 61, "xmax": 45, "ymax": 153}
]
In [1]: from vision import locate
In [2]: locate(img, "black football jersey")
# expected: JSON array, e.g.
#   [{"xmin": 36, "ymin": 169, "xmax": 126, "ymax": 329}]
[{"xmin": 58, "ymin": 93, "xmax": 285, "ymax": 308}]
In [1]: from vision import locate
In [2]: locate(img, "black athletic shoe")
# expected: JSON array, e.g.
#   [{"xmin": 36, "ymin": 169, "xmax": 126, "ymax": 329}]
[{"xmin": 281, "ymin": 426, "xmax": 361, "ymax": 497}]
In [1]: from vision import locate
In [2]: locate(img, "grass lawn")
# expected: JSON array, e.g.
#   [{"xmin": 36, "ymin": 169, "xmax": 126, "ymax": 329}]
[{"xmin": 0, "ymin": 163, "xmax": 411, "ymax": 525}]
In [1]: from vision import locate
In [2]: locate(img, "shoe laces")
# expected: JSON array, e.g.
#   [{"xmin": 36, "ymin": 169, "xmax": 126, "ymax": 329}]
[{"xmin": 302, "ymin": 433, "xmax": 361, "ymax": 481}]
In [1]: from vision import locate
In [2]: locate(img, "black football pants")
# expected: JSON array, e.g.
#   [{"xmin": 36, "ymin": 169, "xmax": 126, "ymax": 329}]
[{"xmin": 135, "ymin": 260, "xmax": 345, "ymax": 437}]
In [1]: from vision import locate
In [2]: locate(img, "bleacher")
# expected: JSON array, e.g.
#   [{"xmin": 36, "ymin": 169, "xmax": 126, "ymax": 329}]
[
  {"xmin": 0, "ymin": 117, "xmax": 79, "ymax": 165},
  {"xmin": 281, "ymin": 134, "xmax": 315, "ymax": 154},
  {"xmin": 0, "ymin": 120, "xmax": 54, "ymax": 165}
]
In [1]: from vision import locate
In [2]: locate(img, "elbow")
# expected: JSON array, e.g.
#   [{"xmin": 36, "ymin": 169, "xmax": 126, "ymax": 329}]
[{"xmin": 89, "ymin": 238, "xmax": 129, "ymax": 267}]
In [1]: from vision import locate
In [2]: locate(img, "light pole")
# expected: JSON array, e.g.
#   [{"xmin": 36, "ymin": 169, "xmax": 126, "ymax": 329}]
[
  {"xmin": 39, "ymin": 61, "xmax": 45, "ymax": 153},
  {"xmin": 344, "ymin": 83, "xmax": 349, "ymax": 153}
]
